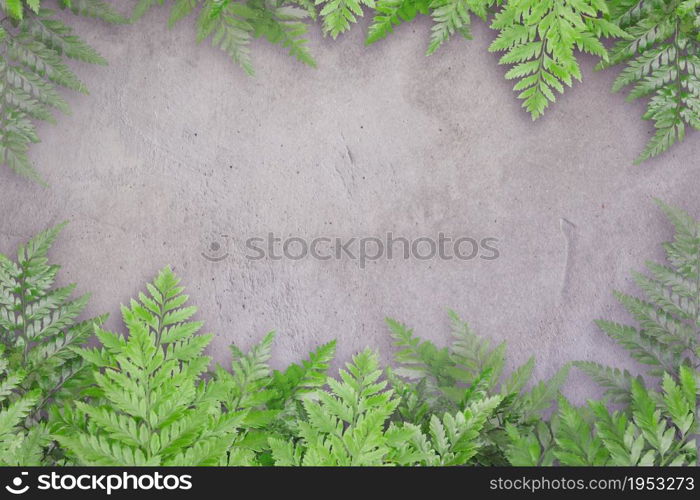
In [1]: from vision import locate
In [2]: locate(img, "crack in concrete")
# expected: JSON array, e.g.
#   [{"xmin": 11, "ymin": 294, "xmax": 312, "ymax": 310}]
[
  {"xmin": 559, "ymin": 217, "xmax": 576, "ymax": 302},
  {"xmin": 340, "ymin": 130, "xmax": 355, "ymax": 166},
  {"xmin": 332, "ymin": 130, "xmax": 357, "ymax": 198}
]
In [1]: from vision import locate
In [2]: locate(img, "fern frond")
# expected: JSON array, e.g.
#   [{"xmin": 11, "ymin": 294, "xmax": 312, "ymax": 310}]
[
  {"xmin": 426, "ymin": 0, "xmax": 472, "ymax": 55},
  {"xmin": 425, "ymin": 395, "xmax": 501, "ymax": 465},
  {"xmin": 601, "ymin": 0, "xmax": 700, "ymax": 162},
  {"xmin": 135, "ymin": 0, "xmax": 316, "ymax": 75},
  {"xmin": 366, "ymin": 0, "xmax": 429, "ymax": 44},
  {"xmin": 221, "ymin": 330, "xmax": 275, "ymax": 411},
  {"xmin": 573, "ymin": 361, "xmax": 638, "ymax": 404},
  {"xmin": 131, "ymin": 0, "xmax": 164, "ymax": 21},
  {"xmin": 505, "ymin": 420, "xmax": 555, "ymax": 466},
  {"xmin": 316, "ymin": 0, "xmax": 375, "ymax": 38},
  {"xmin": 385, "ymin": 313, "xmax": 553, "ymax": 465},
  {"xmin": 489, "ymin": 0, "xmax": 609, "ymax": 119},
  {"xmin": 269, "ymin": 339, "xmax": 336, "ymax": 404},
  {"xmin": 553, "ymin": 398, "xmax": 608, "ymax": 465},
  {"xmin": 0, "ymin": 390, "xmax": 47, "ymax": 465},
  {"xmin": 366, "ymin": 0, "xmax": 491, "ymax": 54},
  {"xmin": 280, "ymin": 349, "xmax": 400, "ymax": 466},
  {"xmin": 0, "ymin": 4, "xmax": 122, "ymax": 182},
  {"xmin": 255, "ymin": 4, "xmax": 316, "ymax": 67},
  {"xmin": 517, "ymin": 364, "xmax": 570, "ymax": 421},
  {"xmin": 588, "ymin": 372, "xmax": 697, "ymax": 466},
  {"xmin": 0, "ymin": 223, "xmax": 104, "ymax": 464},
  {"xmin": 588, "ymin": 201, "xmax": 700, "ymax": 401},
  {"xmin": 1, "ymin": 0, "xmax": 43, "ymax": 20},
  {"xmin": 58, "ymin": 0, "xmax": 128, "ymax": 23},
  {"xmin": 448, "ymin": 310, "xmax": 506, "ymax": 391},
  {"xmin": 0, "ymin": 224, "xmax": 102, "ymax": 419},
  {"xmin": 168, "ymin": 0, "xmax": 198, "ymax": 27},
  {"xmin": 55, "ymin": 268, "xmax": 241, "ymax": 466},
  {"xmin": 202, "ymin": 2, "xmax": 255, "ymax": 75}
]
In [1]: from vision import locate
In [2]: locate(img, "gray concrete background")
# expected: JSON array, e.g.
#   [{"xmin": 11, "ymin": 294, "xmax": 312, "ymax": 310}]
[{"xmin": 1, "ymin": 7, "xmax": 698, "ymax": 402}]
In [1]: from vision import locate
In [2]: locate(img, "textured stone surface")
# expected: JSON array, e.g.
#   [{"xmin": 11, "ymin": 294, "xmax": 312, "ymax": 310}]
[{"xmin": 1, "ymin": 8, "xmax": 698, "ymax": 402}]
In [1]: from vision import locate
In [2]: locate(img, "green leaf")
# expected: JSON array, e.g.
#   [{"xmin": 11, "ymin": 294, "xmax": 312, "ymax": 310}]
[
  {"xmin": 489, "ymin": 0, "xmax": 609, "ymax": 119},
  {"xmin": 0, "ymin": 6, "xmax": 116, "ymax": 183},
  {"xmin": 54, "ymin": 268, "xmax": 240, "ymax": 466},
  {"xmin": 366, "ymin": 0, "xmax": 430, "ymax": 44},
  {"xmin": 553, "ymin": 398, "xmax": 608, "ymax": 465},
  {"xmin": 602, "ymin": 0, "xmax": 700, "ymax": 161},
  {"xmin": 316, "ymin": 0, "xmax": 375, "ymax": 39}
]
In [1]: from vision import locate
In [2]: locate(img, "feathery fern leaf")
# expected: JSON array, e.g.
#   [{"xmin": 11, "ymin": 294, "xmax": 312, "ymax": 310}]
[
  {"xmin": 1, "ymin": 0, "xmax": 42, "ymax": 20},
  {"xmin": 504, "ymin": 420, "xmax": 556, "ymax": 465},
  {"xmin": 133, "ymin": 0, "xmax": 316, "ymax": 76},
  {"xmin": 316, "ymin": 0, "xmax": 374, "ymax": 38},
  {"xmin": 552, "ymin": 398, "xmax": 609, "ymax": 465},
  {"xmin": 426, "ymin": 0, "xmax": 489, "ymax": 55},
  {"xmin": 0, "ymin": 223, "xmax": 103, "ymax": 464},
  {"xmin": 581, "ymin": 200, "xmax": 700, "ymax": 404},
  {"xmin": 54, "ymin": 267, "xmax": 243, "ymax": 466},
  {"xmin": 552, "ymin": 367, "xmax": 696, "ymax": 466},
  {"xmin": 385, "ymin": 313, "xmax": 568, "ymax": 465},
  {"xmin": 254, "ymin": 3, "xmax": 317, "ymax": 67},
  {"xmin": 270, "ymin": 349, "xmax": 400, "ymax": 465},
  {"xmin": 212, "ymin": 334, "xmax": 337, "ymax": 465},
  {"xmin": 366, "ymin": 0, "xmax": 492, "ymax": 55},
  {"xmin": 0, "ymin": 358, "xmax": 48, "ymax": 465},
  {"xmin": 366, "ymin": 0, "xmax": 429, "ymax": 44},
  {"xmin": 58, "ymin": 0, "xmax": 128, "ymax": 23},
  {"xmin": 489, "ymin": 0, "xmax": 613, "ymax": 119},
  {"xmin": 573, "ymin": 361, "xmax": 641, "ymax": 404},
  {"xmin": 268, "ymin": 339, "xmax": 336, "ymax": 405},
  {"xmin": 392, "ymin": 395, "xmax": 502, "ymax": 465},
  {"xmin": 594, "ymin": 370, "xmax": 696, "ymax": 465},
  {"xmin": 0, "ymin": 2, "xmax": 124, "ymax": 183},
  {"xmin": 600, "ymin": 0, "xmax": 700, "ymax": 162},
  {"xmin": 0, "ymin": 224, "xmax": 103, "ymax": 416}
]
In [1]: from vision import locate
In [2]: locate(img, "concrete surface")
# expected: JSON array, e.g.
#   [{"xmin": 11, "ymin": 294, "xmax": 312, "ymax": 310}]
[{"xmin": 1, "ymin": 7, "xmax": 699, "ymax": 402}]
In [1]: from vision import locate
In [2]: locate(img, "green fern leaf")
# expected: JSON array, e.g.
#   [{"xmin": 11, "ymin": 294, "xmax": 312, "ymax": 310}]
[
  {"xmin": 588, "ymin": 374, "xmax": 696, "ymax": 466},
  {"xmin": 505, "ymin": 420, "xmax": 556, "ymax": 466},
  {"xmin": 55, "ymin": 268, "xmax": 241, "ymax": 466},
  {"xmin": 59, "ymin": 0, "xmax": 128, "ymax": 23},
  {"xmin": 280, "ymin": 349, "xmax": 400, "ymax": 466},
  {"xmin": 0, "ymin": 5, "xmax": 121, "ymax": 182},
  {"xmin": 489, "ymin": 0, "xmax": 609, "ymax": 119},
  {"xmin": 600, "ymin": 0, "xmax": 700, "ymax": 162},
  {"xmin": 573, "ymin": 361, "xmax": 639, "ymax": 404},
  {"xmin": 316, "ymin": 0, "xmax": 375, "ymax": 38},
  {"xmin": 366, "ymin": 0, "xmax": 430, "ymax": 44},
  {"xmin": 588, "ymin": 201, "xmax": 700, "ymax": 400},
  {"xmin": 0, "ymin": 224, "xmax": 103, "ymax": 465},
  {"xmin": 254, "ymin": 5, "xmax": 317, "ymax": 67},
  {"xmin": 2, "ymin": 0, "xmax": 24, "ymax": 19},
  {"xmin": 168, "ymin": 0, "xmax": 198, "ymax": 27},
  {"xmin": 138, "ymin": 0, "xmax": 316, "ymax": 75},
  {"xmin": 426, "ymin": 0, "xmax": 472, "ymax": 55},
  {"xmin": 553, "ymin": 398, "xmax": 609, "ymax": 465}
]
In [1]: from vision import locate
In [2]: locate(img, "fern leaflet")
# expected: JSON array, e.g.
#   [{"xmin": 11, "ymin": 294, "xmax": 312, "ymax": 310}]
[
  {"xmin": 133, "ymin": 0, "xmax": 316, "ymax": 76},
  {"xmin": 54, "ymin": 267, "xmax": 244, "ymax": 466},
  {"xmin": 0, "ymin": 2, "xmax": 125, "ymax": 183},
  {"xmin": 600, "ymin": 0, "xmax": 700, "ymax": 162},
  {"xmin": 489, "ymin": 0, "xmax": 615, "ymax": 119}
]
